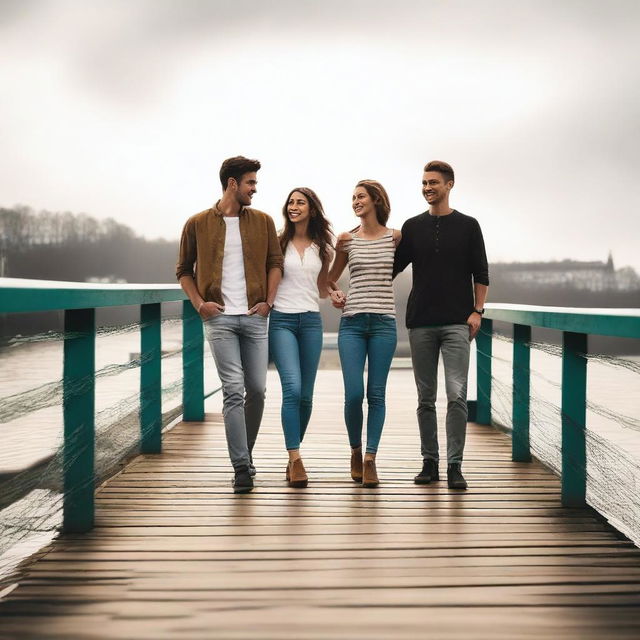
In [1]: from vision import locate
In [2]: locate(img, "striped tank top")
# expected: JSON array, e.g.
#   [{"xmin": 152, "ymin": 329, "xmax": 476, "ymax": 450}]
[{"xmin": 342, "ymin": 230, "xmax": 396, "ymax": 317}]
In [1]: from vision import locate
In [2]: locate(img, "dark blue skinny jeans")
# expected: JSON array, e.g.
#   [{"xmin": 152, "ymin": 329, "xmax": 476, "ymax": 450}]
[
  {"xmin": 268, "ymin": 310, "xmax": 323, "ymax": 450},
  {"xmin": 337, "ymin": 313, "xmax": 397, "ymax": 454}
]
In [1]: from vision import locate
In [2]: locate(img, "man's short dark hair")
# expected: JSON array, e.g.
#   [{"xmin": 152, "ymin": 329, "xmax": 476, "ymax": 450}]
[
  {"xmin": 219, "ymin": 156, "xmax": 261, "ymax": 190},
  {"xmin": 424, "ymin": 160, "xmax": 454, "ymax": 185}
]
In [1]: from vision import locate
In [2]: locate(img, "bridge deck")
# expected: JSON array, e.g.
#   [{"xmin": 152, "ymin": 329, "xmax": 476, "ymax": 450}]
[{"xmin": 2, "ymin": 370, "xmax": 640, "ymax": 639}]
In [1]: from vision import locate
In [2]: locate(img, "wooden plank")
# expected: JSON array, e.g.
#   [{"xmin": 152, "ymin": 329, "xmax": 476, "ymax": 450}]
[{"xmin": 2, "ymin": 369, "xmax": 640, "ymax": 638}]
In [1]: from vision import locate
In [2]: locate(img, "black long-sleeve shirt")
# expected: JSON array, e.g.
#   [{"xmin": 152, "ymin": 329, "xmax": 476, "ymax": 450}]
[{"xmin": 393, "ymin": 210, "xmax": 489, "ymax": 328}]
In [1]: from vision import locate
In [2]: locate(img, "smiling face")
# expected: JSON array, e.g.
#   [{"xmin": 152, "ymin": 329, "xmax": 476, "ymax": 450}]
[
  {"xmin": 352, "ymin": 186, "xmax": 376, "ymax": 218},
  {"xmin": 233, "ymin": 171, "xmax": 258, "ymax": 207},
  {"xmin": 422, "ymin": 171, "xmax": 453, "ymax": 206},
  {"xmin": 287, "ymin": 191, "xmax": 310, "ymax": 224}
]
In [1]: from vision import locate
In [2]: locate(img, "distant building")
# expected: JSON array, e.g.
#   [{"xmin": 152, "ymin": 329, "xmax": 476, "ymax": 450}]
[
  {"xmin": 491, "ymin": 253, "xmax": 640, "ymax": 292},
  {"xmin": 85, "ymin": 276, "xmax": 128, "ymax": 284}
]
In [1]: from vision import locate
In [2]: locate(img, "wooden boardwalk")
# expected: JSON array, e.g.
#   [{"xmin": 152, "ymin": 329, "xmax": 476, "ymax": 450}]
[{"xmin": 2, "ymin": 370, "xmax": 640, "ymax": 639}]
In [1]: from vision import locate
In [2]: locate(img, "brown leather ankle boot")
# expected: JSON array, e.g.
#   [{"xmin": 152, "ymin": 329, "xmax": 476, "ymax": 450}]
[
  {"xmin": 362, "ymin": 457, "xmax": 379, "ymax": 488},
  {"xmin": 287, "ymin": 457, "xmax": 308, "ymax": 488},
  {"xmin": 350, "ymin": 447, "xmax": 363, "ymax": 482}
]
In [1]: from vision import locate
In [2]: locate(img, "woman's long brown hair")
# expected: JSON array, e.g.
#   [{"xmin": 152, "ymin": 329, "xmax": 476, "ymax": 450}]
[{"xmin": 279, "ymin": 187, "xmax": 335, "ymax": 264}]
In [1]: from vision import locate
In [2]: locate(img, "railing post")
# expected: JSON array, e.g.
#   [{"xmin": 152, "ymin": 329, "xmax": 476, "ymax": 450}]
[
  {"xmin": 140, "ymin": 303, "xmax": 162, "ymax": 453},
  {"xmin": 63, "ymin": 308, "xmax": 96, "ymax": 533},
  {"xmin": 476, "ymin": 318, "xmax": 492, "ymax": 425},
  {"xmin": 512, "ymin": 324, "xmax": 531, "ymax": 462},
  {"xmin": 561, "ymin": 331, "xmax": 588, "ymax": 507},
  {"xmin": 182, "ymin": 300, "xmax": 204, "ymax": 421}
]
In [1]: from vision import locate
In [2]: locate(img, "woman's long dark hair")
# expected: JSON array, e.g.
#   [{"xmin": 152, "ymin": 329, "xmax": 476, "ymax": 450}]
[{"xmin": 280, "ymin": 187, "xmax": 335, "ymax": 264}]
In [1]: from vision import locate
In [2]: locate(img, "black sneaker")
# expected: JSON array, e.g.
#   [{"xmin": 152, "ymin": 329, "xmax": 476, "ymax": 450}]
[
  {"xmin": 414, "ymin": 459, "xmax": 439, "ymax": 484},
  {"xmin": 233, "ymin": 466, "xmax": 254, "ymax": 493},
  {"xmin": 447, "ymin": 463, "xmax": 468, "ymax": 490},
  {"xmin": 249, "ymin": 454, "xmax": 256, "ymax": 477}
]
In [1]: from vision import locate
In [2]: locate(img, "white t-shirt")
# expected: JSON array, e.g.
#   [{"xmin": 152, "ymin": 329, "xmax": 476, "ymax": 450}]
[
  {"xmin": 273, "ymin": 242, "xmax": 322, "ymax": 313},
  {"xmin": 220, "ymin": 217, "xmax": 249, "ymax": 315}
]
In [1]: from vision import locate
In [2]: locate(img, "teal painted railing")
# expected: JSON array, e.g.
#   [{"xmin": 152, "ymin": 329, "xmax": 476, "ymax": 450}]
[
  {"xmin": 475, "ymin": 303, "xmax": 640, "ymax": 508},
  {"xmin": 0, "ymin": 278, "xmax": 206, "ymax": 533},
  {"xmin": 3, "ymin": 280, "xmax": 639, "ymax": 528}
]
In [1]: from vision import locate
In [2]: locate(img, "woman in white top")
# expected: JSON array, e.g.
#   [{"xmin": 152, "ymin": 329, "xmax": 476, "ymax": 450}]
[{"xmin": 269, "ymin": 187, "xmax": 334, "ymax": 487}]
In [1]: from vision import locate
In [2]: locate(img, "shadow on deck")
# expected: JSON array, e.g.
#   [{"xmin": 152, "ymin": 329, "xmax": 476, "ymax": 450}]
[{"xmin": 2, "ymin": 370, "xmax": 640, "ymax": 639}]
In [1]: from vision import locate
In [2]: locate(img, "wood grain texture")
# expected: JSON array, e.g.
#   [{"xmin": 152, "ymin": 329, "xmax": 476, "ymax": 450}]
[{"xmin": 2, "ymin": 369, "xmax": 640, "ymax": 639}]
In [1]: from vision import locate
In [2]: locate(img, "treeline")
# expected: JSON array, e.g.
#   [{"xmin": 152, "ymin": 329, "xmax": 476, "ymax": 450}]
[
  {"xmin": 1, "ymin": 206, "xmax": 134, "ymax": 247},
  {"xmin": 0, "ymin": 206, "xmax": 177, "ymax": 283},
  {"xmin": 0, "ymin": 206, "xmax": 180, "ymax": 341}
]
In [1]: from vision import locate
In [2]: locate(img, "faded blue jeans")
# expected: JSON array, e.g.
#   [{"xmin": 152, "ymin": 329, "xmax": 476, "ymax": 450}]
[
  {"xmin": 204, "ymin": 313, "xmax": 268, "ymax": 470},
  {"xmin": 409, "ymin": 324, "xmax": 470, "ymax": 464},
  {"xmin": 269, "ymin": 310, "xmax": 323, "ymax": 450},
  {"xmin": 338, "ymin": 313, "xmax": 397, "ymax": 454}
]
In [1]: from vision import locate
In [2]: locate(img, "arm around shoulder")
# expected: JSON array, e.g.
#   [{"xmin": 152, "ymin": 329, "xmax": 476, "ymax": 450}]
[
  {"xmin": 392, "ymin": 222, "xmax": 411, "ymax": 278},
  {"xmin": 335, "ymin": 231, "xmax": 352, "ymax": 252}
]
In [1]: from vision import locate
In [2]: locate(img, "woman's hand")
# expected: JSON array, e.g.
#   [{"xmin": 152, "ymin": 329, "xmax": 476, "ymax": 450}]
[{"xmin": 330, "ymin": 289, "xmax": 346, "ymax": 309}]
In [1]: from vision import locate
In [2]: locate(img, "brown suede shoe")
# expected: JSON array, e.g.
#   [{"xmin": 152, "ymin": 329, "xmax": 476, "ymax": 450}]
[
  {"xmin": 362, "ymin": 457, "xmax": 379, "ymax": 488},
  {"xmin": 350, "ymin": 447, "xmax": 363, "ymax": 482},
  {"xmin": 287, "ymin": 457, "xmax": 308, "ymax": 488}
]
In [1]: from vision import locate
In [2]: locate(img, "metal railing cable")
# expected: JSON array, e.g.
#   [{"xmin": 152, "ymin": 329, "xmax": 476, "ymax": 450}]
[
  {"xmin": 475, "ymin": 326, "xmax": 640, "ymax": 545},
  {"xmin": 481, "ymin": 330, "xmax": 640, "ymax": 432},
  {"xmin": 0, "ymin": 315, "xmax": 206, "ymax": 584}
]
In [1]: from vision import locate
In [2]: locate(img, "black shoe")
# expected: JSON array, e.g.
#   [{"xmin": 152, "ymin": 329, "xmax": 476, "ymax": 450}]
[
  {"xmin": 447, "ymin": 463, "xmax": 468, "ymax": 490},
  {"xmin": 249, "ymin": 454, "xmax": 256, "ymax": 477},
  {"xmin": 233, "ymin": 466, "xmax": 254, "ymax": 493},
  {"xmin": 414, "ymin": 459, "xmax": 439, "ymax": 484}
]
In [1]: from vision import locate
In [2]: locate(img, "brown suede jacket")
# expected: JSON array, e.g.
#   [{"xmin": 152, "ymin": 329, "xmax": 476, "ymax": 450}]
[{"xmin": 176, "ymin": 201, "xmax": 284, "ymax": 308}]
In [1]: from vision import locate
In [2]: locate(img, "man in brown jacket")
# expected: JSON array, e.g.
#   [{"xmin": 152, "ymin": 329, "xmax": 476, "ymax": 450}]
[{"xmin": 176, "ymin": 156, "xmax": 283, "ymax": 493}]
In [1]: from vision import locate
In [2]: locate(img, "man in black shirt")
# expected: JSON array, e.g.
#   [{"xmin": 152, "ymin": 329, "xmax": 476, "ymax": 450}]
[{"xmin": 393, "ymin": 161, "xmax": 489, "ymax": 489}]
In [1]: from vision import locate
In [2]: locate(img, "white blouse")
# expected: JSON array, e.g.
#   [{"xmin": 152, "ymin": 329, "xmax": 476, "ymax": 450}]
[{"xmin": 273, "ymin": 242, "xmax": 323, "ymax": 313}]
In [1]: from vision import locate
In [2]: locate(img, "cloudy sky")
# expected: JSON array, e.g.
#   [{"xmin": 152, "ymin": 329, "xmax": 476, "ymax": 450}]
[{"xmin": 1, "ymin": 0, "xmax": 639, "ymax": 272}]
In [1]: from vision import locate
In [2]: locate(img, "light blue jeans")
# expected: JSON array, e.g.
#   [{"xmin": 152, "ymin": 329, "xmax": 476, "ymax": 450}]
[
  {"xmin": 269, "ymin": 310, "xmax": 323, "ymax": 450},
  {"xmin": 338, "ymin": 313, "xmax": 397, "ymax": 454},
  {"xmin": 204, "ymin": 313, "xmax": 268, "ymax": 470},
  {"xmin": 409, "ymin": 324, "xmax": 470, "ymax": 463}
]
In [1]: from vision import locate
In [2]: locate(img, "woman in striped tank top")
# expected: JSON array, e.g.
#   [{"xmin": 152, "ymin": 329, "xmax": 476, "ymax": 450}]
[{"xmin": 328, "ymin": 180, "xmax": 401, "ymax": 487}]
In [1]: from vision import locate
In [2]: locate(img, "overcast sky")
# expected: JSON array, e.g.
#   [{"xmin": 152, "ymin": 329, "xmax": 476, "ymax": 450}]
[{"xmin": 1, "ymin": 0, "xmax": 639, "ymax": 272}]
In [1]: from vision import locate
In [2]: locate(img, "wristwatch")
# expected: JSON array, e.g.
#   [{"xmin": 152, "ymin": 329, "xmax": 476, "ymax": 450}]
[{"xmin": 473, "ymin": 308, "xmax": 484, "ymax": 316}]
